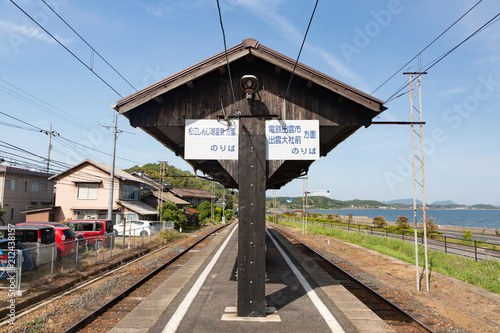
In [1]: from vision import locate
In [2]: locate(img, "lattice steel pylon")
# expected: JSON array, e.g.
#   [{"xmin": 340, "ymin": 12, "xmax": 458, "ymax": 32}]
[{"xmin": 405, "ymin": 71, "xmax": 429, "ymax": 292}]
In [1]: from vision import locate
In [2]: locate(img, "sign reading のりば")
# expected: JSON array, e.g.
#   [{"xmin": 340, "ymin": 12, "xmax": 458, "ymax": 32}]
[{"xmin": 185, "ymin": 119, "xmax": 319, "ymax": 161}]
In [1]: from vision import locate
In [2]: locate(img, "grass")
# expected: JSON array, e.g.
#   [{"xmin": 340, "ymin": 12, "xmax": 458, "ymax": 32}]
[
  {"xmin": 275, "ymin": 219, "xmax": 500, "ymax": 294},
  {"xmin": 158, "ymin": 229, "xmax": 185, "ymax": 243}
]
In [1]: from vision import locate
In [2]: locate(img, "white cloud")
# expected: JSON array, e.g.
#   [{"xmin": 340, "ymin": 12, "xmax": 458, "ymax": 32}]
[
  {"xmin": 0, "ymin": 20, "xmax": 72, "ymax": 45},
  {"xmin": 438, "ymin": 86, "xmax": 467, "ymax": 95},
  {"xmin": 230, "ymin": 0, "xmax": 368, "ymax": 89}
]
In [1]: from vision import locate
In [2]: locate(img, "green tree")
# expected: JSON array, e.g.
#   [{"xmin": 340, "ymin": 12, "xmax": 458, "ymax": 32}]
[
  {"xmin": 372, "ymin": 215, "xmax": 386, "ymax": 227},
  {"xmin": 396, "ymin": 216, "xmax": 409, "ymax": 229},
  {"xmin": 224, "ymin": 209, "xmax": 233, "ymax": 221},
  {"xmin": 197, "ymin": 201, "xmax": 212, "ymax": 223},
  {"xmin": 161, "ymin": 202, "xmax": 186, "ymax": 230},
  {"xmin": 0, "ymin": 209, "xmax": 6, "ymax": 226}
]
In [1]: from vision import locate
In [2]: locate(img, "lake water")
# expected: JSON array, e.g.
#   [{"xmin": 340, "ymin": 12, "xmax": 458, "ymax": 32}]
[{"xmin": 307, "ymin": 209, "xmax": 500, "ymax": 230}]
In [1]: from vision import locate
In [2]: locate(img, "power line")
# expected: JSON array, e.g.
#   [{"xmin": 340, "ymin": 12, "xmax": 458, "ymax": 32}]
[
  {"xmin": 0, "ymin": 111, "xmax": 142, "ymax": 165},
  {"xmin": 40, "ymin": 0, "xmax": 137, "ymax": 92},
  {"xmin": 372, "ymin": 0, "xmax": 484, "ymax": 96},
  {"xmin": 0, "ymin": 111, "xmax": 43, "ymax": 131},
  {"xmin": 0, "ymin": 79, "xmax": 96, "ymax": 132},
  {"xmin": 284, "ymin": 0, "xmax": 319, "ymax": 101},
  {"xmin": 385, "ymin": 11, "xmax": 500, "ymax": 103},
  {"xmin": 9, "ymin": 0, "xmax": 124, "ymax": 98},
  {"xmin": 215, "ymin": 0, "xmax": 239, "ymax": 117}
]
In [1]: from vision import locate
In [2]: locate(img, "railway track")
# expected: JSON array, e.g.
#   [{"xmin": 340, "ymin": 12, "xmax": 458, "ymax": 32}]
[
  {"xmin": 271, "ymin": 225, "xmax": 435, "ymax": 333},
  {"xmin": 62, "ymin": 223, "xmax": 230, "ymax": 333}
]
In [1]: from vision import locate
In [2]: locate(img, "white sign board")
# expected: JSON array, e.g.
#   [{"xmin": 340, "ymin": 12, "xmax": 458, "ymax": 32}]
[
  {"xmin": 308, "ymin": 189, "xmax": 330, "ymax": 197},
  {"xmin": 184, "ymin": 119, "xmax": 239, "ymax": 160},
  {"xmin": 266, "ymin": 120, "xmax": 319, "ymax": 160}
]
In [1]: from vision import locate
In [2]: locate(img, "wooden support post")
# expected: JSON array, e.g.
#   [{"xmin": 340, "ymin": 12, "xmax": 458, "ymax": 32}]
[{"xmin": 237, "ymin": 116, "xmax": 266, "ymax": 317}]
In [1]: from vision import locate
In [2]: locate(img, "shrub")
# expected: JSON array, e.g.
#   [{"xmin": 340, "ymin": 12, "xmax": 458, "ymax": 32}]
[
  {"xmin": 372, "ymin": 215, "xmax": 386, "ymax": 227},
  {"xmin": 396, "ymin": 216, "xmax": 409, "ymax": 229},
  {"xmin": 326, "ymin": 212, "xmax": 333, "ymax": 220},
  {"xmin": 463, "ymin": 230, "xmax": 473, "ymax": 241},
  {"xmin": 496, "ymin": 228, "xmax": 500, "ymax": 237},
  {"xmin": 426, "ymin": 217, "xmax": 438, "ymax": 233},
  {"xmin": 158, "ymin": 229, "xmax": 183, "ymax": 242}
]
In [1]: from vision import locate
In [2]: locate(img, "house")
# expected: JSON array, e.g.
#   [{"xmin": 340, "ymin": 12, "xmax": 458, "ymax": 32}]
[
  {"xmin": 48, "ymin": 160, "xmax": 159, "ymax": 223},
  {"xmin": 169, "ymin": 187, "xmax": 217, "ymax": 208},
  {"xmin": 0, "ymin": 166, "xmax": 54, "ymax": 225},
  {"xmin": 129, "ymin": 170, "xmax": 191, "ymax": 209}
]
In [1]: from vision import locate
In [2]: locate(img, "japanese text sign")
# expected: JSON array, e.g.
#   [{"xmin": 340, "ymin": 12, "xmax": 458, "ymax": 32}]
[
  {"xmin": 266, "ymin": 120, "xmax": 319, "ymax": 160},
  {"xmin": 184, "ymin": 119, "xmax": 238, "ymax": 160}
]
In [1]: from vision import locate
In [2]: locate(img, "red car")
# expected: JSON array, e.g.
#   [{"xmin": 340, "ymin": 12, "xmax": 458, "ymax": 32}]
[
  {"xmin": 17, "ymin": 222, "xmax": 78, "ymax": 258},
  {"xmin": 64, "ymin": 220, "xmax": 114, "ymax": 249}
]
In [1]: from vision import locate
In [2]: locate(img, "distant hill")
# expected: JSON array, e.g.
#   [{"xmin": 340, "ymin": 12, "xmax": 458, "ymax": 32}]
[
  {"xmin": 431, "ymin": 200, "xmax": 458, "ymax": 206},
  {"xmin": 383, "ymin": 199, "xmax": 422, "ymax": 205}
]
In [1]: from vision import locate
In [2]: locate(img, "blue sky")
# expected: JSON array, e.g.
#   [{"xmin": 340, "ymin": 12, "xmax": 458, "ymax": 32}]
[{"xmin": 0, "ymin": 0, "xmax": 499, "ymax": 205}]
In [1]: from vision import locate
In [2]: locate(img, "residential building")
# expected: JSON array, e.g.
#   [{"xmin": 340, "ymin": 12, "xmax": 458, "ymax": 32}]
[
  {"xmin": 169, "ymin": 187, "xmax": 217, "ymax": 208},
  {"xmin": 0, "ymin": 165, "xmax": 54, "ymax": 225},
  {"xmin": 49, "ymin": 160, "xmax": 158, "ymax": 222}
]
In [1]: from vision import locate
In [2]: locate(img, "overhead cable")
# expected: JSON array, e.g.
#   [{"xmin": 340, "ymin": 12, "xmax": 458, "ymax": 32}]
[
  {"xmin": 372, "ymin": 0, "xmax": 484, "ymax": 96},
  {"xmin": 215, "ymin": 0, "xmax": 239, "ymax": 117},
  {"xmin": 284, "ymin": 0, "xmax": 319, "ymax": 101},
  {"xmin": 385, "ymin": 11, "xmax": 500, "ymax": 103},
  {"xmin": 9, "ymin": 0, "xmax": 124, "ymax": 98},
  {"xmin": 40, "ymin": 0, "xmax": 137, "ymax": 92}
]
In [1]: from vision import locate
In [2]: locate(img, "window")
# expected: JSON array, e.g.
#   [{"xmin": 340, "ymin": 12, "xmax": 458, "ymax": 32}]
[
  {"xmin": 32, "ymin": 182, "xmax": 48, "ymax": 192},
  {"xmin": 5, "ymin": 179, "xmax": 16, "ymax": 190},
  {"xmin": 10, "ymin": 208, "xmax": 14, "ymax": 221},
  {"xmin": 77, "ymin": 184, "xmax": 98, "ymax": 199},
  {"xmin": 123, "ymin": 185, "xmax": 140, "ymax": 200},
  {"xmin": 24, "ymin": 180, "xmax": 28, "ymax": 192}
]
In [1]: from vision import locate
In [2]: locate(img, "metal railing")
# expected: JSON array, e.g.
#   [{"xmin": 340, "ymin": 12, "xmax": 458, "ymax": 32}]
[
  {"xmin": 275, "ymin": 216, "xmax": 500, "ymax": 261},
  {"xmin": 0, "ymin": 250, "xmax": 22, "ymax": 293}
]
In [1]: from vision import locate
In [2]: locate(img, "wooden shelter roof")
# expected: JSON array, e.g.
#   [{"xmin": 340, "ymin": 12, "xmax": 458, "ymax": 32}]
[{"xmin": 114, "ymin": 38, "xmax": 386, "ymax": 189}]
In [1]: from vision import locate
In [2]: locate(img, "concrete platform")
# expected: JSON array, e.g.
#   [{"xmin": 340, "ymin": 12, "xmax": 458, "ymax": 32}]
[{"xmin": 110, "ymin": 223, "xmax": 393, "ymax": 333}]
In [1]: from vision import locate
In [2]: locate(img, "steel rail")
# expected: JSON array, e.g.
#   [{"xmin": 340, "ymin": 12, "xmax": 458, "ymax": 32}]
[
  {"xmin": 63, "ymin": 223, "xmax": 231, "ymax": 333},
  {"xmin": 272, "ymin": 224, "xmax": 435, "ymax": 333}
]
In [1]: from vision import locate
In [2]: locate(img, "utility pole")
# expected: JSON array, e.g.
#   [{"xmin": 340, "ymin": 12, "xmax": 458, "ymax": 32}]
[
  {"xmin": 107, "ymin": 114, "xmax": 118, "ymax": 221},
  {"xmin": 158, "ymin": 161, "xmax": 168, "ymax": 220},
  {"xmin": 102, "ymin": 114, "xmax": 134, "ymax": 222},
  {"xmin": 405, "ymin": 71, "xmax": 429, "ymax": 292},
  {"xmin": 40, "ymin": 124, "xmax": 59, "ymax": 173}
]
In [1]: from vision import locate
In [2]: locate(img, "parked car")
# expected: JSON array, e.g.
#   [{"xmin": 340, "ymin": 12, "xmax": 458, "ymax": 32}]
[
  {"xmin": 114, "ymin": 220, "xmax": 154, "ymax": 237},
  {"xmin": 17, "ymin": 222, "xmax": 78, "ymax": 258},
  {"xmin": 0, "ymin": 239, "xmax": 34, "ymax": 276},
  {"xmin": 0, "ymin": 225, "xmax": 56, "ymax": 267},
  {"xmin": 64, "ymin": 220, "xmax": 114, "ymax": 249}
]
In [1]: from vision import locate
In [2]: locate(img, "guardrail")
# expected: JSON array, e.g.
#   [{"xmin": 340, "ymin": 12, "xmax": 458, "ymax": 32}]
[
  {"xmin": 1, "ymin": 222, "xmax": 176, "ymax": 292},
  {"xmin": 275, "ymin": 216, "xmax": 500, "ymax": 261}
]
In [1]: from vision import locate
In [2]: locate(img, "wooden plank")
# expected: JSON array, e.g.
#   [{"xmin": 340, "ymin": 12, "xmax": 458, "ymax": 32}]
[{"xmin": 237, "ymin": 115, "xmax": 266, "ymax": 317}]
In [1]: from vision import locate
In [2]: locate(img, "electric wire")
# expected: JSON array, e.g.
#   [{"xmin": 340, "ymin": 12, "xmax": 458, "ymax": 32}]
[
  {"xmin": 9, "ymin": 0, "xmax": 124, "ymax": 98},
  {"xmin": 215, "ymin": 0, "xmax": 239, "ymax": 118},
  {"xmin": 284, "ymin": 0, "xmax": 319, "ymax": 101},
  {"xmin": 385, "ymin": 11, "xmax": 500, "ymax": 103},
  {"xmin": 40, "ymin": 0, "xmax": 137, "ymax": 92},
  {"xmin": 371, "ymin": 0, "xmax": 484, "ymax": 96},
  {"xmin": 0, "ymin": 79, "xmax": 96, "ymax": 132},
  {"xmin": 0, "ymin": 111, "xmax": 142, "ymax": 165}
]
